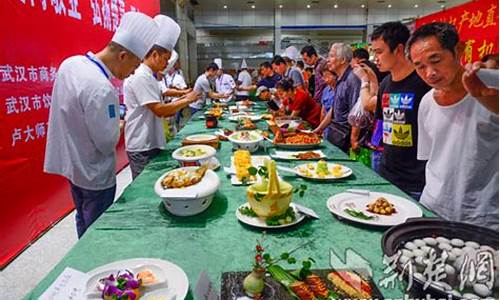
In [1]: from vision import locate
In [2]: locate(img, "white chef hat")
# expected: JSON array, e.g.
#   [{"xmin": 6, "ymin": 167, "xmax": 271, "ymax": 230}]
[
  {"xmin": 241, "ymin": 59, "xmax": 248, "ymax": 69},
  {"xmin": 163, "ymin": 50, "xmax": 179, "ymax": 73},
  {"xmin": 112, "ymin": 12, "xmax": 159, "ymax": 60},
  {"xmin": 214, "ymin": 58, "xmax": 223, "ymax": 69},
  {"xmin": 255, "ymin": 85, "xmax": 269, "ymax": 97},
  {"xmin": 282, "ymin": 46, "xmax": 299, "ymax": 61},
  {"xmin": 153, "ymin": 15, "xmax": 181, "ymax": 51}
]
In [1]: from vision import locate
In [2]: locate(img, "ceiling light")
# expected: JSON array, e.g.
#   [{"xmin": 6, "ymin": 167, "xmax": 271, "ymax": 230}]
[
  {"xmin": 279, "ymin": 4, "xmax": 283, "ymax": 8},
  {"xmin": 251, "ymin": 4, "xmax": 255, "ymax": 8},
  {"xmin": 334, "ymin": 4, "xmax": 338, "ymax": 8},
  {"xmin": 387, "ymin": 4, "xmax": 392, "ymax": 8},
  {"xmin": 414, "ymin": 4, "xmax": 418, "ymax": 8},
  {"xmin": 307, "ymin": 4, "xmax": 311, "ymax": 8},
  {"xmin": 223, "ymin": 5, "xmax": 227, "ymax": 9},
  {"xmin": 361, "ymin": 4, "xmax": 365, "ymax": 8}
]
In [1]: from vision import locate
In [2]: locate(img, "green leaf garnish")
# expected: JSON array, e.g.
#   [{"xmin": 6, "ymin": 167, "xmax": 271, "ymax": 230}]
[
  {"xmin": 248, "ymin": 167, "xmax": 258, "ymax": 176},
  {"xmin": 239, "ymin": 206, "xmax": 258, "ymax": 217},
  {"xmin": 265, "ymin": 207, "xmax": 296, "ymax": 226},
  {"xmin": 258, "ymin": 166, "xmax": 268, "ymax": 178},
  {"xmin": 302, "ymin": 260, "xmax": 312, "ymax": 270},
  {"xmin": 254, "ymin": 193, "xmax": 264, "ymax": 202},
  {"xmin": 344, "ymin": 208, "xmax": 375, "ymax": 220}
]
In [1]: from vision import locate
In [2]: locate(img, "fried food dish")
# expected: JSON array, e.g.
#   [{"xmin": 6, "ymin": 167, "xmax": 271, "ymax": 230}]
[
  {"xmin": 366, "ymin": 197, "xmax": 396, "ymax": 215},
  {"xmin": 273, "ymin": 131, "xmax": 321, "ymax": 145},
  {"xmin": 161, "ymin": 166, "xmax": 208, "ymax": 189},
  {"xmin": 294, "ymin": 151, "xmax": 321, "ymax": 160},
  {"xmin": 305, "ymin": 274, "xmax": 329, "ymax": 298},
  {"xmin": 206, "ymin": 108, "xmax": 223, "ymax": 118},
  {"xmin": 238, "ymin": 117, "xmax": 256, "ymax": 130},
  {"xmin": 328, "ymin": 270, "xmax": 372, "ymax": 299},
  {"xmin": 289, "ymin": 281, "xmax": 316, "ymax": 300}
]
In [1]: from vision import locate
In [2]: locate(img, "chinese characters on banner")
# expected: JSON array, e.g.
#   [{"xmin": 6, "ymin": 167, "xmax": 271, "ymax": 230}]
[
  {"xmin": 0, "ymin": 0, "xmax": 159, "ymax": 268},
  {"xmin": 415, "ymin": 0, "xmax": 499, "ymax": 64}
]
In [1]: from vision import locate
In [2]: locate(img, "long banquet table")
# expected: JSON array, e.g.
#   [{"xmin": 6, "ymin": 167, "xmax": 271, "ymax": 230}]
[{"xmin": 26, "ymin": 102, "xmax": 435, "ymax": 299}]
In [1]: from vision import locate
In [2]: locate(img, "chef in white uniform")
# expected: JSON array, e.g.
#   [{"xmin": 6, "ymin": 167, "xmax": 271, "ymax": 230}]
[
  {"xmin": 235, "ymin": 59, "xmax": 253, "ymax": 101},
  {"xmin": 188, "ymin": 62, "xmax": 230, "ymax": 117},
  {"xmin": 165, "ymin": 59, "xmax": 189, "ymax": 92},
  {"xmin": 124, "ymin": 15, "xmax": 200, "ymax": 180},
  {"xmin": 159, "ymin": 50, "xmax": 179, "ymax": 100},
  {"xmin": 44, "ymin": 12, "xmax": 159, "ymax": 238},
  {"xmin": 214, "ymin": 58, "xmax": 235, "ymax": 102},
  {"xmin": 159, "ymin": 51, "xmax": 192, "ymax": 138},
  {"xmin": 160, "ymin": 50, "xmax": 191, "ymax": 102}
]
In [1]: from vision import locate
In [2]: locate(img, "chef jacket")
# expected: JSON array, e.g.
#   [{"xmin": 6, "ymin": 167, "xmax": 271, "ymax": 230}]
[
  {"xmin": 124, "ymin": 63, "xmax": 165, "ymax": 152},
  {"xmin": 44, "ymin": 52, "xmax": 120, "ymax": 190},
  {"xmin": 215, "ymin": 73, "xmax": 235, "ymax": 102}
]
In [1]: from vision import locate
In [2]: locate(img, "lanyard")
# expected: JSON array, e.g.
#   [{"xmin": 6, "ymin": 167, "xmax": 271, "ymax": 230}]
[{"xmin": 85, "ymin": 54, "xmax": 110, "ymax": 79}]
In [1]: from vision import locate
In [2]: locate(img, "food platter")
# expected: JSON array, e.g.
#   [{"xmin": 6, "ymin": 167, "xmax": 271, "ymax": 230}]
[
  {"xmin": 273, "ymin": 132, "xmax": 322, "ymax": 150},
  {"xmin": 229, "ymin": 155, "xmax": 270, "ymax": 185},
  {"xmin": 228, "ymin": 114, "xmax": 262, "ymax": 122},
  {"xmin": 154, "ymin": 166, "xmax": 220, "ymax": 216},
  {"xmin": 270, "ymin": 150, "xmax": 326, "ymax": 160},
  {"xmin": 326, "ymin": 192, "xmax": 423, "ymax": 227},
  {"xmin": 172, "ymin": 144, "xmax": 216, "ymax": 162},
  {"xmin": 236, "ymin": 203, "xmax": 305, "ymax": 229},
  {"xmin": 84, "ymin": 258, "xmax": 189, "ymax": 300},
  {"xmin": 294, "ymin": 162, "xmax": 352, "ymax": 181}
]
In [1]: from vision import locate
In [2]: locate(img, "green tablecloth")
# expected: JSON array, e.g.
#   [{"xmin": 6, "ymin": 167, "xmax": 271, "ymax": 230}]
[{"xmin": 25, "ymin": 105, "xmax": 434, "ymax": 299}]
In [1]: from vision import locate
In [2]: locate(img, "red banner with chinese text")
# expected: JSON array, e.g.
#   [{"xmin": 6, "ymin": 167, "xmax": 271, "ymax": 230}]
[
  {"xmin": 415, "ymin": 0, "xmax": 499, "ymax": 64},
  {"xmin": 0, "ymin": 0, "xmax": 160, "ymax": 268}
]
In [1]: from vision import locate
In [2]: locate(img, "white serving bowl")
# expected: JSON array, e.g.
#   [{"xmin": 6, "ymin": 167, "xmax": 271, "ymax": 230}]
[
  {"xmin": 154, "ymin": 167, "xmax": 220, "ymax": 216},
  {"xmin": 172, "ymin": 144, "xmax": 216, "ymax": 167},
  {"xmin": 228, "ymin": 131, "xmax": 263, "ymax": 153}
]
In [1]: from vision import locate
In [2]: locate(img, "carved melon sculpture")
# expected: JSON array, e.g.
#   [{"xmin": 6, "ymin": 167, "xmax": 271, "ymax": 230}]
[{"xmin": 246, "ymin": 159, "xmax": 293, "ymax": 218}]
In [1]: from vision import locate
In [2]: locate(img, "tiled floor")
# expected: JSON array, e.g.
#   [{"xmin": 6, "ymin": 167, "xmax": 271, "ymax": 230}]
[{"xmin": 0, "ymin": 166, "xmax": 133, "ymax": 300}]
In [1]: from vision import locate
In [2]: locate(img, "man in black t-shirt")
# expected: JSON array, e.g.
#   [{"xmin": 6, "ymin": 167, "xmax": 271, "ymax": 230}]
[
  {"xmin": 258, "ymin": 61, "xmax": 282, "ymax": 89},
  {"xmin": 354, "ymin": 22, "xmax": 430, "ymax": 200}
]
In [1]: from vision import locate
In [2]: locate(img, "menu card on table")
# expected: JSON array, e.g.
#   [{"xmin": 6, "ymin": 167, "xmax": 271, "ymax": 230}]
[{"xmin": 39, "ymin": 267, "xmax": 89, "ymax": 300}]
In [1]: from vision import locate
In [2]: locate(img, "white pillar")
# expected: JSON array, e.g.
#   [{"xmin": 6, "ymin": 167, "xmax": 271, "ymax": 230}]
[{"xmin": 274, "ymin": 6, "xmax": 282, "ymax": 55}]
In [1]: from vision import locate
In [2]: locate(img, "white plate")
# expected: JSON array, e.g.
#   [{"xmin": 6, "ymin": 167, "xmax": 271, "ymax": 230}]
[
  {"xmin": 275, "ymin": 117, "xmax": 302, "ymax": 130},
  {"xmin": 85, "ymin": 258, "xmax": 188, "ymax": 300},
  {"xmin": 142, "ymin": 287, "xmax": 177, "ymax": 300},
  {"xmin": 273, "ymin": 141, "xmax": 322, "ymax": 150},
  {"xmin": 270, "ymin": 150, "xmax": 326, "ymax": 160},
  {"xmin": 294, "ymin": 162, "xmax": 352, "ymax": 181},
  {"xmin": 326, "ymin": 192, "xmax": 423, "ymax": 227},
  {"xmin": 184, "ymin": 134, "xmax": 218, "ymax": 143},
  {"xmin": 205, "ymin": 157, "xmax": 221, "ymax": 170},
  {"xmin": 229, "ymin": 155, "xmax": 270, "ymax": 185},
  {"xmin": 228, "ymin": 115, "xmax": 262, "ymax": 122},
  {"xmin": 172, "ymin": 144, "xmax": 216, "ymax": 162},
  {"xmin": 236, "ymin": 203, "xmax": 305, "ymax": 229},
  {"xmin": 228, "ymin": 131, "xmax": 264, "ymax": 144}
]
